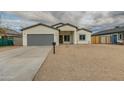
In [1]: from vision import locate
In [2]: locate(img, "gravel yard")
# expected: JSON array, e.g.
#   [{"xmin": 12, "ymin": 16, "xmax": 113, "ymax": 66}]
[{"xmin": 34, "ymin": 44, "xmax": 124, "ymax": 81}]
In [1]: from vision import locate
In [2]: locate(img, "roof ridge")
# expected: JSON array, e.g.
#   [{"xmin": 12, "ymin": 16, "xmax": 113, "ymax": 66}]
[
  {"xmin": 51, "ymin": 23, "xmax": 64, "ymax": 27},
  {"xmin": 21, "ymin": 23, "xmax": 59, "ymax": 31},
  {"xmin": 56, "ymin": 23, "xmax": 78, "ymax": 29},
  {"xmin": 78, "ymin": 28, "xmax": 92, "ymax": 33}
]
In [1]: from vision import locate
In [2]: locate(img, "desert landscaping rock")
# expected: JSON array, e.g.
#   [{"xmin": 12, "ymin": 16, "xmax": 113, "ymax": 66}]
[
  {"xmin": 34, "ymin": 44, "xmax": 124, "ymax": 81},
  {"xmin": 0, "ymin": 46, "xmax": 51, "ymax": 81}
]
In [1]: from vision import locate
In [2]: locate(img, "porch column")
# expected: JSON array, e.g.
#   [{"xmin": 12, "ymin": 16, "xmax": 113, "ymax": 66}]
[{"xmin": 23, "ymin": 32, "xmax": 27, "ymax": 46}]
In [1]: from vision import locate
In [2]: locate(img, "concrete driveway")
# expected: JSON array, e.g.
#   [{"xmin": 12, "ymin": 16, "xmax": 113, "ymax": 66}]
[{"xmin": 0, "ymin": 46, "xmax": 51, "ymax": 81}]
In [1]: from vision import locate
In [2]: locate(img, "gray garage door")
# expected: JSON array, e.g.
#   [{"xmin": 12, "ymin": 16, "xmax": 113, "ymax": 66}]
[{"xmin": 27, "ymin": 34, "xmax": 54, "ymax": 46}]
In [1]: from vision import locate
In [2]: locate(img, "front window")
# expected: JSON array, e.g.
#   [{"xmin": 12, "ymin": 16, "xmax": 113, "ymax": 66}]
[
  {"xmin": 64, "ymin": 35, "xmax": 70, "ymax": 42},
  {"xmin": 118, "ymin": 33, "xmax": 123, "ymax": 40},
  {"xmin": 79, "ymin": 34, "xmax": 86, "ymax": 41}
]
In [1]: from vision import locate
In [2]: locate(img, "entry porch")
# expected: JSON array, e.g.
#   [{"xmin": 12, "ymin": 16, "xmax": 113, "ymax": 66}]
[{"xmin": 59, "ymin": 31, "xmax": 76, "ymax": 44}]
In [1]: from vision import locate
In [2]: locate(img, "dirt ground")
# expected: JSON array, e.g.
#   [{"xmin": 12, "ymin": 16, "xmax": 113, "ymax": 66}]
[
  {"xmin": 0, "ymin": 46, "xmax": 20, "ymax": 52},
  {"xmin": 34, "ymin": 44, "xmax": 124, "ymax": 81}
]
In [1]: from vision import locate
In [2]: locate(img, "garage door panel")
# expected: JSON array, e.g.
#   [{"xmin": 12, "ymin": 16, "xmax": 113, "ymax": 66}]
[{"xmin": 27, "ymin": 34, "xmax": 54, "ymax": 46}]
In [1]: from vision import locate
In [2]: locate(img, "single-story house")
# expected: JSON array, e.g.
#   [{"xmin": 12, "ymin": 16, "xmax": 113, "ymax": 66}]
[
  {"xmin": 92, "ymin": 26, "xmax": 124, "ymax": 44},
  {"xmin": 22, "ymin": 23, "xmax": 92, "ymax": 46}
]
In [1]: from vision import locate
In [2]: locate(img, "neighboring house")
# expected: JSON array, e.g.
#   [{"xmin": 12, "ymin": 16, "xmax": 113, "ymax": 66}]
[
  {"xmin": 92, "ymin": 26, "xmax": 124, "ymax": 44},
  {"xmin": 0, "ymin": 28, "xmax": 21, "ymax": 38},
  {"xmin": 0, "ymin": 28, "xmax": 22, "ymax": 46},
  {"xmin": 22, "ymin": 23, "xmax": 92, "ymax": 46},
  {"xmin": 0, "ymin": 28, "xmax": 7, "ymax": 38}
]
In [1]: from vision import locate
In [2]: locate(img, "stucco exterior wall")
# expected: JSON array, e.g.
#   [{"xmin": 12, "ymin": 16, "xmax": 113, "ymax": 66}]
[
  {"xmin": 77, "ymin": 30, "xmax": 91, "ymax": 44},
  {"xmin": 23, "ymin": 25, "xmax": 59, "ymax": 46},
  {"xmin": 58, "ymin": 25, "xmax": 77, "ymax": 31},
  {"xmin": 100, "ymin": 34, "xmax": 112, "ymax": 44}
]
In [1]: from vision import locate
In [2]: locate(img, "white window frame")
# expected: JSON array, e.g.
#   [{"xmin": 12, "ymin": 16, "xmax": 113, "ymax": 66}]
[{"xmin": 118, "ymin": 33, "xmax": 123, "ymax": 40}]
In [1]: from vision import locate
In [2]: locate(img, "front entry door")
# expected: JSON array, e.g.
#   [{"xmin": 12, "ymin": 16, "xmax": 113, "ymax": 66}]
[
  {"xmin": 112, "ymin": 35, "xmax": 117, "ymax": 44},
  {"xmin": 59, "ymin": 35, "xmax": 63, "ymax": 44}
]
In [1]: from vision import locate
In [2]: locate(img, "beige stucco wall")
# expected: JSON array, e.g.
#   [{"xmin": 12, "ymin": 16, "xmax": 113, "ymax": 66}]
[
  {"xmin": 58, "ymin": 25, "xmax": 77, "ymax": 44},
  {"xmin": 58, "ymin": 25, "xmax": 77, "ymax": 31},
  {"xmin": 77, "ymin": 30, "xmax": 91, "ymax": 44},
  {"xmin": 23, "ymin": 25, "xmax": 59, "ymax": 46}
]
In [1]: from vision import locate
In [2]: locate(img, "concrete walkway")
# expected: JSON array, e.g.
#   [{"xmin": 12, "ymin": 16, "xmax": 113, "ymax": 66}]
[{"xmin": 0, "ymin": 46, "xmax": 51, "ymax": 81}]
